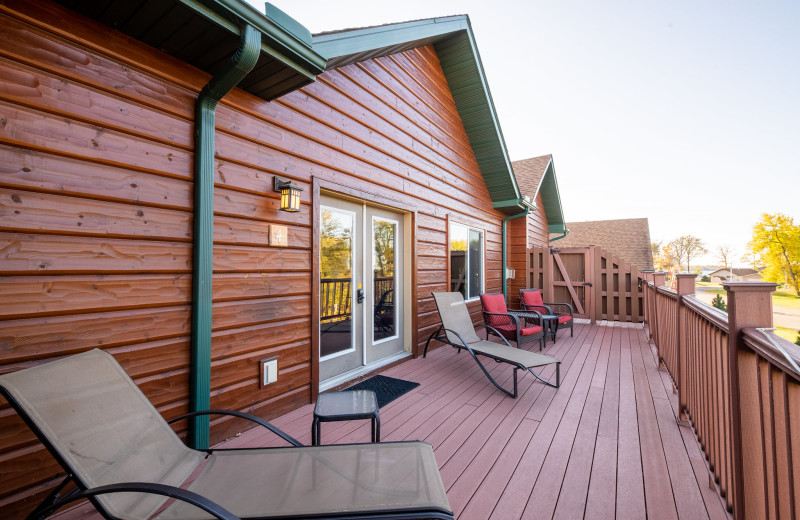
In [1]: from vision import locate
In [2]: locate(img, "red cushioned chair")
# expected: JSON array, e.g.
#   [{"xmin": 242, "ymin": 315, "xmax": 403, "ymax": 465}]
[
  {"xmin": 519, "ymin": 288, "xmax": 574, "ymax": 341},
  {"xmin": 480, "ymin": 293, "xmax": 545, "ymax": 351}
]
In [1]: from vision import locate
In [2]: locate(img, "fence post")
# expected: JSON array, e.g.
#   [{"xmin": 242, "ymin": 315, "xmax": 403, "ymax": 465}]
[
  {"xmin": 723, "ymin": 281, "xmax": 778, "ymax": 519},
  {"xmin": 640, "ymin": 270, "xmax": 654, "ymax": 332},
  {"xmin": 675, "ymin": 273, "xmax": 696, "ymax": 424}
]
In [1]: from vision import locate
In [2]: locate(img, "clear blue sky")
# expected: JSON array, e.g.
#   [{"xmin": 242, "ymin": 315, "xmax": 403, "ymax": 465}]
[{"xmin": 251, "ymin": 0, "xmax": 799, "ymax": 266}]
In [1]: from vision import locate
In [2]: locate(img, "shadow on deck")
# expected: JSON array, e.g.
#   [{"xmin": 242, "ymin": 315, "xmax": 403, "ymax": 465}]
[{"xmin": 56, "ymin": 320, "xmax": 730, "ymax": 519}]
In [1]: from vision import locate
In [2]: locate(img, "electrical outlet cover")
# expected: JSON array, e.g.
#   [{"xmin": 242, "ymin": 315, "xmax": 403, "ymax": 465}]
[{"xmin": 269, "ymin": 225, "xmax": 288, "ymax": 247}]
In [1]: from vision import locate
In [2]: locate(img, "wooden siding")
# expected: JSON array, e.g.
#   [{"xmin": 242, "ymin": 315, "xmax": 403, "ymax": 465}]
[
  {"xmin": 507, "ymin": 191, "xmax": 549, "ymax": 308},
  {"xmin": 0, "ymin": 0, "xmax": 514, "ymax": 515}
]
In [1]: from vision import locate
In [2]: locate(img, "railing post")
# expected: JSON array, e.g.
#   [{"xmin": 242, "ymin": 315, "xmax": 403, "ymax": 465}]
[
  {"xmin": 652, "ymin": 272, "xmax": 667, "ymax": 367},
  {"xmin": 723, "ymin": 281, "xmax": 778, "ymax": 520},
  {"xmin": 675, "ymin": 273, "xmax": 696, "ymax": 425}
]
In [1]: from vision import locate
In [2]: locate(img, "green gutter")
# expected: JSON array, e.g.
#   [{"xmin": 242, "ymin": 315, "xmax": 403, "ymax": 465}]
[
  {"xmin": 190, "ymin": 23, "xmax": 261, "ymax": 450},
  {"xmin": 550, "ymin": 229, "xmax": 569, "ymax": 242},
  {"xmin": 502, "ymin": 201, "xmax": 535, "ymax": 300}
]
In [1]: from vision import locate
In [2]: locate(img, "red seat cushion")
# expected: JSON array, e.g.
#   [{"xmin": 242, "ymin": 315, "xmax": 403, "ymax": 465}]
[
  {"xmin": 491, "ymin": 323, "xmax": 542, "ymax": 339},
  {"xmin": 521, "ymin": 290, "xmax": 544, "ymax": 307},
  {"xmin": 558, "ymin": 315, "xmax": 572, "ymax": 324},
  {"xmin": 521, "ymin": 325, "xmax": 543, "ymax": 336},
  {"xmin": 480, "ymin": 294, "xmax": 508, "ymax": 314}
]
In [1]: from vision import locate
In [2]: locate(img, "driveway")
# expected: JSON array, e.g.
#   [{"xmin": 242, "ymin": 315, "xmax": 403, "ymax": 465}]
[{"xmin": 694, "ymin": 285, "xmax": 800, "ymax": 330}]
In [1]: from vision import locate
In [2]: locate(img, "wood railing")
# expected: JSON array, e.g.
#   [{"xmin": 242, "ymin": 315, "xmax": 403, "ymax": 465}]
[
  {"xmin": 640, "ymin": 273, "xmax": 800, "ymax": 518},
  {"xmin": 320, "ymin": 276, "xmax": 394, "ymax": 321}
]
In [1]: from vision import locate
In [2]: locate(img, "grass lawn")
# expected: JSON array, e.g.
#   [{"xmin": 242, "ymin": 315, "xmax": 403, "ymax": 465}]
[
  {"xmin": 773, "ymin": 287, "xmax": 800, "ymax": 310},
  {"xmin": 775, "ymin": 325, "xmax": 800, "ymax": 344}
]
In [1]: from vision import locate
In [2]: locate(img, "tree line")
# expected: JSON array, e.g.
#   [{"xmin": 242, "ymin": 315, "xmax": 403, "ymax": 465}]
[{"xmin": 652, "ymin": 213, "xmax": 799, "ymax": 296}]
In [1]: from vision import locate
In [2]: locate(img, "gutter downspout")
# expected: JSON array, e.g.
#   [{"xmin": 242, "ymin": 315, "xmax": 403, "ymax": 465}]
[
  {"xmin": 190, "ymin": 24, "xmax": 261, "ymax": 449},
  {"xmin": 502, "ymin": 207, "xmax": 530, "ymax": 301},
  {"xmin": 550, "ymin": 229, "xmax": 569, "ymax": 242}
]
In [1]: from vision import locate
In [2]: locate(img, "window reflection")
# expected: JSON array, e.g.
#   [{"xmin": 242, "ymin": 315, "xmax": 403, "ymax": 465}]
[{"xmin": 373, "ymin": 219, "xmax": 396, "ymax": 341}]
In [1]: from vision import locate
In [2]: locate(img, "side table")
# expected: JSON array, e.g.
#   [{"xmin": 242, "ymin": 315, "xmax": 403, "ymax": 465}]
[{"xmin": 312, "ymin": 389, "xmax": 380, "ymax": 446}]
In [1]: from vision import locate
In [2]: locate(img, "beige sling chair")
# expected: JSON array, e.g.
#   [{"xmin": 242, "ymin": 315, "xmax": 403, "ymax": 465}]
[
  {"xmin": 424, "ymin": 292, "xmax": 560, "ymax": 398},
  {"xmin": 0, "ymin": 349, "xmax": 452, "ymax": 520}
]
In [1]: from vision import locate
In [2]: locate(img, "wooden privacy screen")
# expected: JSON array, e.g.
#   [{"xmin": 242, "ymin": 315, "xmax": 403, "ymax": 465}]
[{"xmin": 527, "ymin": 246, "xmax": 644, "ymax": 323}]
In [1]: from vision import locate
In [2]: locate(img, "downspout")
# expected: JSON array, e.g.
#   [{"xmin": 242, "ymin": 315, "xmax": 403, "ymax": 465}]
[
  {"xmin": 550, "ymin": 229, "xmax": 569, "ymax": 242},
  {"xmin": 190, "ymin": 24, "xmax": 261, "ymax": 449},
  {"xmin": 502, "ymin": 207, "xmax": 530, "ymax": 300}
]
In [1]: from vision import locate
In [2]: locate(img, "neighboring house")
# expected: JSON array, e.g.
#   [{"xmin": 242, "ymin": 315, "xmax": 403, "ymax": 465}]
[
  {"xmin": 0, "ymin": 1, "xmax": 567, "ymax": 513},
  {"xmin": 508, "ymin": 155, "xmax": 567, "ymax": 304},
  {"xmin": 548, "ymin": 218, "xmax": 655, "ymax": 272},
  {"xmin": 709, "ymin": 268, "xmax": 764, "ymax": 284}
]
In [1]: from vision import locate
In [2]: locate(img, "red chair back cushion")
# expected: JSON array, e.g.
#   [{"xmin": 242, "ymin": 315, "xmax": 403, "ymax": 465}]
[
  {"xmin": 521, "ymin": 290, "xmax": 544, "ymax": 307},
  {"xmin": 480, "ymin": 294, "xmax": 508, "ymax": 314}
]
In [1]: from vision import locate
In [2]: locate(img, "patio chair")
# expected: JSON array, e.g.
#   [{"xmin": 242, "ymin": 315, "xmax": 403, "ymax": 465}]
[
  {"xmin": 520, "ymin": 288, "xmax": 574, "ymax": 340},
  {"xmin": 424, "ymin": 292, "xmax": 560, "ymax": 397},
  {"xmin": 479, "ymin": 293, "xmax": 545, "ymax": 351},
  {"xmin": 0, "ymin": 349, "xmax": 453, "ymax": 520}
]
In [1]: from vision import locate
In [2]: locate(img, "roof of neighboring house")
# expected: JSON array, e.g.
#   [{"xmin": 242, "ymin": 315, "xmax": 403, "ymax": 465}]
[
  {"xmin": 551, "ymin": 218, "xmax": 654, "ymax": 271},
  {"xmin": 313, "ymin": 16, "xmax": 531, "ymax": 215},
  {"xmin": 708, "ymin": 268, "xmax": 760, "ymax": 277},
  {"xmin": 511, "ymin": 155, "xmax": 566, "ymax": 234}
]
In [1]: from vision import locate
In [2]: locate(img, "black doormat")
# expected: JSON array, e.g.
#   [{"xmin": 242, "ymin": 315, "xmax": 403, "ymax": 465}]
[{"xmin": 345, "ymin": 375, "xmax": 420, "ymax": 408}]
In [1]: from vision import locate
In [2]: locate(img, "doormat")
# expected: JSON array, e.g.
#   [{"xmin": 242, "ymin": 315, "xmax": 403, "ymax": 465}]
[{"xmin": 345, "ymin": 375, "xmax": 420, "ymax": 408}]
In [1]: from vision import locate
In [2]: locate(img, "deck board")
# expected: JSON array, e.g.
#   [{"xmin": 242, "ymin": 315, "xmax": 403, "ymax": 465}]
[{"xmin": 51, "ymin": 320, "xmax": 732, "ymax": 520}]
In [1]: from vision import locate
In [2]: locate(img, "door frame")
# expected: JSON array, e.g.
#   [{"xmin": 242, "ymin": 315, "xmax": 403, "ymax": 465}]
[{"xmin": 311, "ymin": 178, "xmax": 418, "ymax": 400}]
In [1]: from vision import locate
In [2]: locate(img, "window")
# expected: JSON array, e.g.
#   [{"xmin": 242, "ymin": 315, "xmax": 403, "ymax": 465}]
[{"xmin": 450, "ymin": 222, "xmax": 483, "ymax": 300}]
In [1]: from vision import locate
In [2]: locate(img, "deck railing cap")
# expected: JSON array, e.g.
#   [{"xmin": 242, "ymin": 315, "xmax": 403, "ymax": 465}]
[{"xmin": 721, "ymin": 281, "xmax": 779, "ymax": 292}]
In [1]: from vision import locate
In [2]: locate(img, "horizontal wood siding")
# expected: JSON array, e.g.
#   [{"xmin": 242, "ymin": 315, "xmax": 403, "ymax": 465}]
[
  {"xmin": 0, "ymin": 1, "xmax": 511, "ymax": 515},
  {"xmin": 507, "ymin": 192, "xmax": 550, "ymax": 307}
]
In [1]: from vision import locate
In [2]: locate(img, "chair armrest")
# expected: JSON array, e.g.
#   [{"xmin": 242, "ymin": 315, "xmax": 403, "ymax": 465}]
[
  {"xmin": 443, "ymin": 327, "xmax": 513, "ymax": 350},
  {"xmin": 544, "ymin": 302, "xmax": 574, "ymax": 315},
  {"xmin": 482, "ymin": 310, "xmax": 522, "ymax": 330},
  {"xmin": 169, "ymin": 410, "xmax": 302, "ymax": 447},
  {"xmin": 34, "ymin": 482, "xmax": 240, "ymax": 520}
]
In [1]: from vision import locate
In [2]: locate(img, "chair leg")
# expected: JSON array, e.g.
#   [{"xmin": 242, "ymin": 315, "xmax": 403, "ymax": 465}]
[{"xmin": 423, "ymin": 326, "xmax": 442, "ymax": 358}]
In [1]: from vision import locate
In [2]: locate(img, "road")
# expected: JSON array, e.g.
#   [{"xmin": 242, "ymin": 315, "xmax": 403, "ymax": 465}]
[{"xmin": 694, "ymin": 285, "xmax": 800, "ymax": 331}]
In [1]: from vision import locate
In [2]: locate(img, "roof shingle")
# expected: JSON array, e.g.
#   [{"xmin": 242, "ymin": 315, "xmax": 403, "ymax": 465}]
[{"xmin": 551, "ymin": 218, "xmax": 654, "ymax": 271}]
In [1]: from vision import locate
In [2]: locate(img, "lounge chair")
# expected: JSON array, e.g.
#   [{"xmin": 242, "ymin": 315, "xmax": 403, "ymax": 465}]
[
  {"xmin": 424, "ymin": 292, "xmax": 560, "ymax": 397},
  {"xmin": 519, "ymin": 288, "xmax": 574, "ymax": 340},
  {"xmin": 479, "ymin": 293, "xmax": 545, "ymax": 351},
  {"xmin": 0, "ymin": 349, "xmax": 453, "ymax": 520}
]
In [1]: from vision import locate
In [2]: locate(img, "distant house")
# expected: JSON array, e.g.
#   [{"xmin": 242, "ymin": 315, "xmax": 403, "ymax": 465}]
[
  {"xmin": 547, "ymin": 218, "xmax": 655, "ymax": 272},
  {"xmin": 709, "ymin": 268, "xmax": 764, "ymax": 284}
]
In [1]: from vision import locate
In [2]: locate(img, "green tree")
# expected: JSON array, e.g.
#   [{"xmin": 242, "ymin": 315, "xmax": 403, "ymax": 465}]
[
  {"xmin": 711, "ymin": 294, "xmax": 727, "ymax": 312},
  {"xmin": 669, "ymin": 235, "xmax": 707, "ymax": 272},
  {"xmin": 751, "ymin": 213, "xmax": 800, "ymax": 296},
  {"xmin": 796, "ymin": 332, "xmax": 800, "ymax": 347}
]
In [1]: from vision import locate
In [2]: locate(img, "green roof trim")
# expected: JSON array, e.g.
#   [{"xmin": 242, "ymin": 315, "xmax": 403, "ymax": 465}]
[
  {"xmin": 538, "ymin": 157, "xmax": 566, "ymax": 234},
  {"xmin": 55, "ymin": 0, "xmax": 326, "ymax": 100},
  {"xmin": 313, "ymin": 16, "xmax": 526, "ymax": 214}
]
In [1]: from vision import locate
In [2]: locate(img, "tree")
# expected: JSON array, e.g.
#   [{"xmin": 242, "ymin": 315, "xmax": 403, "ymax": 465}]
[
  {"xmin": 711, "ymin": 294, "xmax": 727, "ymax": 312},
  {"xmin": 751, "ymin": 213, "xmax": 800, "ymax": 296},
  {"xmin": 717, "ymin": 245, "xmax": 733, "ymax": 270},
  {"xmin": 654, "ymin": 243, "xmax": 679, "ymax": 272},
  {"xmin": 668, "ymin": 235, "xmax": 707, "ymax": 272},
  {"xmin": 740, "ymin": 240, "xmax": 763, "ymax": 270}
]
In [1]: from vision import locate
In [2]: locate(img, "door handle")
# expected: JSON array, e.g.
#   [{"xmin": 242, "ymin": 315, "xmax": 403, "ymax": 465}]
[{"xmin": 357, "ymin": 288, "xmax": 365, "ymax": 304}]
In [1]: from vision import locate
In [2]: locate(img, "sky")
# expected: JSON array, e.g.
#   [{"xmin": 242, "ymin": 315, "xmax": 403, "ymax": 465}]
[{"xmin": 249, "ymin": 0, "xmax": 799, "ymax": 266}]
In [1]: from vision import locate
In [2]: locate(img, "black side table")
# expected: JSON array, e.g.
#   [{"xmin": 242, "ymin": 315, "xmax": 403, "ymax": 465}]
[{"xmin": 312, "ymin": 389, "xmax": 380, "ymax": 446}]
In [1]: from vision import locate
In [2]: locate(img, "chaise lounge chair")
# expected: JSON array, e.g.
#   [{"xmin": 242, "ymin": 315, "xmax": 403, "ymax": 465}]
[
  {"xmin": 0, "ymin": 349, "xmax": 452, "ymax": 520},
  {"xmin": 424, "ymin": 292, "xmax": 560, "ymax": 398}
]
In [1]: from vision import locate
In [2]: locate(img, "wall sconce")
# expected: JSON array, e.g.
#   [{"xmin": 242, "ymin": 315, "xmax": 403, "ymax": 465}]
[{"xmin": 273, "ymin": 176, "xmax": 303, "ymax": 212}]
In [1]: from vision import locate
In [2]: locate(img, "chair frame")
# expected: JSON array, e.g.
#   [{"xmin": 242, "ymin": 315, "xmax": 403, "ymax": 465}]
[
  {"xmin": 480, "ymin": 293, "xmax": 545, "ymax": 351},
  {"xmin": 424, "ymin": 293, "xmax": 560, "ymax": 398},
  {"xmin": 0, "ymin": 356, "xmax": 454, "ymax": 520},
  {"xmin": 519, "ymin": 288, "xmax": 575, "ymax": 340}
]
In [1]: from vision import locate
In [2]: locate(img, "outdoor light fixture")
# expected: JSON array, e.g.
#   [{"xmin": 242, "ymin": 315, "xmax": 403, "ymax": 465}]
[{"xmin": 273, "ymin": 176, "xmax": 303, "ymax": 212}]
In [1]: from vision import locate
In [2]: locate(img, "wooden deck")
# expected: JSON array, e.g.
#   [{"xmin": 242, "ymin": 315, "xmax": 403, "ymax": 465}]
[{"xmin": 54, "ymin": 320, "xmax": 730, "ymax": 519}]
